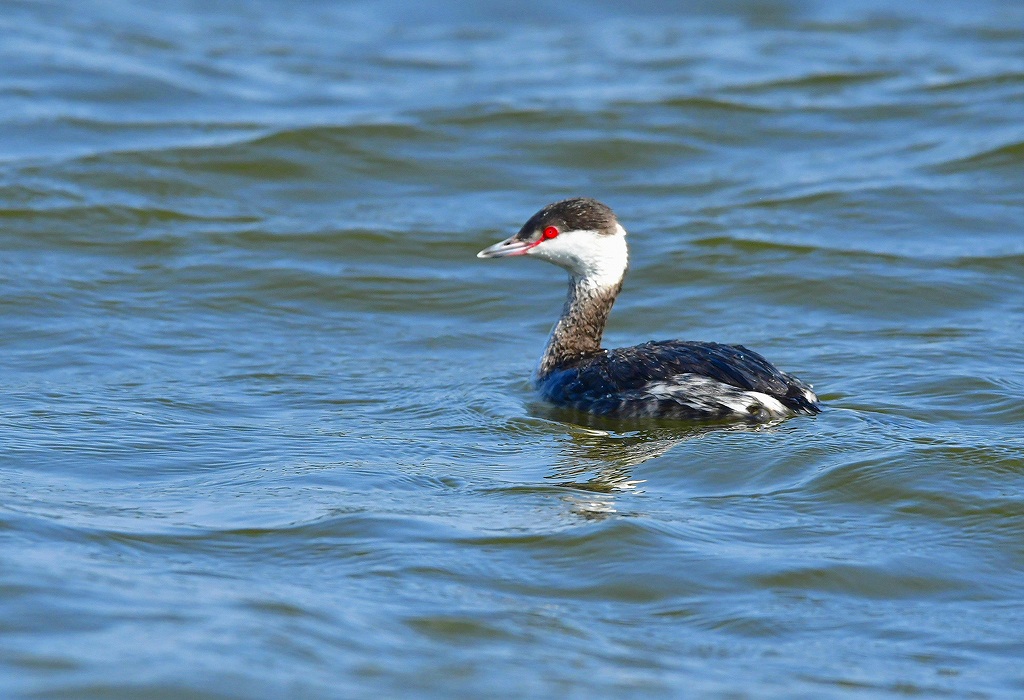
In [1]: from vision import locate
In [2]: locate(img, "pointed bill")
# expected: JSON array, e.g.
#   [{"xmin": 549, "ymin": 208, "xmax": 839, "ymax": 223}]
[{"xmin": 477, "ymin": 235, "xmax": 537, "ymax": 259}]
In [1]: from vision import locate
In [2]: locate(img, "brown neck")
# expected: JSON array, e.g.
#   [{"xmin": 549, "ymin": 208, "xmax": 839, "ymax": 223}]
[{"xmin": 538, "ymin": 275, "xmax": 622, "ymax": 378}]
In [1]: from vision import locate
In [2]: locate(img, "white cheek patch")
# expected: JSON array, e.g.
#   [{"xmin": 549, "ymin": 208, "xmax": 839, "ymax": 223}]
[{"xmin": 531, "ymin": 226, "xmax": 629, "ymax": 289}]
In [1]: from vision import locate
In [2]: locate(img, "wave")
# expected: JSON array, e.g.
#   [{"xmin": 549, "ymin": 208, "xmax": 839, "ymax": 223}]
[
  {"xmin": 729, "ymin": 70, "xmax": 898, "ymax": 93},
  {"xmin": 919, "ymin": 72, "xmax": 1024, "ymax": 93},
  {"xmin": 931, "ymin": 140, "xmax": 1024, "ymax": 174}
]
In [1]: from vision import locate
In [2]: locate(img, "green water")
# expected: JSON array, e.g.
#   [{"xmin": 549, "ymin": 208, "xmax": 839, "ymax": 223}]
[{"xmin": 2, "ymin": 0, "xmax": 1024, "ymax": 697}]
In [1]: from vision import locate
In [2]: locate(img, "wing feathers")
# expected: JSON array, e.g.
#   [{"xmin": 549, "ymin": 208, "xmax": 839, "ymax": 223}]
[{"xmin": 538, "ymin": 340, "xmax": 820, "ymax": 418}]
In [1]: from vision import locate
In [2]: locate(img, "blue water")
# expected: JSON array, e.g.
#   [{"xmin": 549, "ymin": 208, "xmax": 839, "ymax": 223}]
[{"xmin": 2, "ymin": 0, "xmax": 1024, "ymax": 697}]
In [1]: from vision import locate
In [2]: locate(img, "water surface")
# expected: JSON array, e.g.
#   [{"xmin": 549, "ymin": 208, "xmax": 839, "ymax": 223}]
[{"xmin": 2, "ymin": 0, "xmax": 1024, "ymax": 697}]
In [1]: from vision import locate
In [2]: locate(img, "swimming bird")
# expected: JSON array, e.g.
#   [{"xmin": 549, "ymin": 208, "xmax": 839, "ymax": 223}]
[{"xmin": 477, "ymin": 198, "xmax": 821, "ymax": 420}]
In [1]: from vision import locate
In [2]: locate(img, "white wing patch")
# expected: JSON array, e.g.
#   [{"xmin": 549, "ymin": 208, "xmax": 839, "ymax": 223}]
[{"xmin": 642, "ymin": 373, "xmax": 791, "ymax": 418}]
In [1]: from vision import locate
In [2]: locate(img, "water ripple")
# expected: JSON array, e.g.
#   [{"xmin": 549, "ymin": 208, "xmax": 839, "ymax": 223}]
[{"xmin": 4, "ymin": 1, "xmax": 1024, "ymax": 697}]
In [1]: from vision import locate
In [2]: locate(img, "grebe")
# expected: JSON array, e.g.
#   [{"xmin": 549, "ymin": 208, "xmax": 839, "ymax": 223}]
[{"xmin": 477, "ymin": 198, "xmax": 821, "ymax": 420}]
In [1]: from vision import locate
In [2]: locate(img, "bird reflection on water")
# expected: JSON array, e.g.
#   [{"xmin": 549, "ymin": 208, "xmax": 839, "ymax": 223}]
[{"xmin": 531, "ymin": 404, "xmax": 789, "ymax": 518}]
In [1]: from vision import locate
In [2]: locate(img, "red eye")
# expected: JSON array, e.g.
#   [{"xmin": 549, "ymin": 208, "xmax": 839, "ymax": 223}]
[{"xmin": 543, "ymin": 226, "xmax": 559, "ymax": 239}]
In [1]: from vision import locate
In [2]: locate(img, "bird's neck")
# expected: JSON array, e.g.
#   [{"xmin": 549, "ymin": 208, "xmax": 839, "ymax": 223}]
[{"xmin": 538, "ymin": 274, "xmax": 622, "ymax": 378}]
